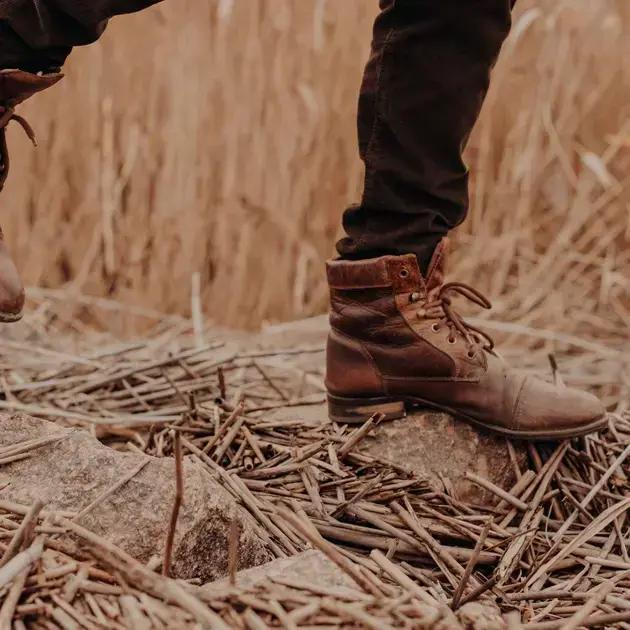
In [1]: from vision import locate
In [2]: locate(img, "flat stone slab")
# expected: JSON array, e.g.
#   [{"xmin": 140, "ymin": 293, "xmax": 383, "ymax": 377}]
[
  {"xmin": 0, "ymin": 413, "xmax": 271, "ymax": 582},
  {"xmin": 204, "ymin": 550, "xmax": 505, "ymax": 629},
  {"xmin": 206, "ymin": 549, "xmax": 356, "ymax": 592}
]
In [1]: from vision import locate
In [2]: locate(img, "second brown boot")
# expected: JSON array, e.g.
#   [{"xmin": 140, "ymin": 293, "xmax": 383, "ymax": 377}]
[
  {"xmin": 325, "ymin": 240, "xmax": 607, "ymax": 440},
  {"xmin": 0, "ymin": 69, "xmax": 62, "ymax": 322}
]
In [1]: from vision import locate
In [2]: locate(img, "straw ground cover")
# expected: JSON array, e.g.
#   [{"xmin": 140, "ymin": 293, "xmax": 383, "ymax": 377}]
[
  {"xmin": 2, "ymin": 0, "xmax": 628, "ymax": 336},
  {"xmin": 0, "ymin": 294, "xmax": 628, "ymax": 627}
]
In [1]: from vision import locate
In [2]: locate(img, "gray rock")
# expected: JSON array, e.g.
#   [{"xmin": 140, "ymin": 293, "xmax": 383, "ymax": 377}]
[
  {"xmin": 0, "ymin": 413, "xmax": 271, "ymax": 582},
  {"xmin": 362, "ymin": 410, "xmax": 527, "ymax": 505},
  {"xmin": 205, "ymin": 549, "xmax": 356, "ymax": 592},
  {"xmin": 204, "ymin": 551, "xmax": 505, "ymax": 630},
  {"xmin": 457, "ymin": 602, "xmax": 506, "ymax": 630}
]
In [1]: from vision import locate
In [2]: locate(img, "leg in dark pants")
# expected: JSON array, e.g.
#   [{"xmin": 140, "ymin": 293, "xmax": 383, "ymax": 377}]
[
  {"xmin": 336, "ymin": 0, "xmax": 517, "ymax": 271},
  {"xmin": 0, "ymin": 0, "xmax": 162, "ymax": 71}
]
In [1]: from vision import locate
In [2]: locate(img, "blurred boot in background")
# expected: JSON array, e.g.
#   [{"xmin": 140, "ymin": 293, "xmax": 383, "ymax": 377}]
[
  {"xmin": 0, "ymin": 69, "xmax": 61, "ymax": 320},
  {"xmin": 0, "ymin": 0, "xmax": 162, "ymax": 321}
]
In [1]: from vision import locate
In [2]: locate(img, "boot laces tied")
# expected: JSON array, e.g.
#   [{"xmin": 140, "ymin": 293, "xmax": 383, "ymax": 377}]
[
  {"xmin": 0, "ymin": 105, "xmax": 37, "ymax": 191},
  {"xmin": 411, "ymin": 282, "xmax": 495, "ymax": 354}
]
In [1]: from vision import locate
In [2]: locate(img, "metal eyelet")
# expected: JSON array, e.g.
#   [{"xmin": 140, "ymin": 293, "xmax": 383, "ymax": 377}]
[
  {"xmin": 399, "ymin": 268, "xmax": 409, "ymax": 278},
  {"xmin": 431, "ymin": 323, "xmax": 440, "ymax": 333}
]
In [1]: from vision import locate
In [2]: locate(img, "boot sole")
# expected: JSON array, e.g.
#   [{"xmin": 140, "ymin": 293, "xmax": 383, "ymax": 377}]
[
  {"xmin": 0, "ymin": 311, "xmax": 23, "ymax": 323},
  {"xmin": 327, "ymin": 393, "xmax": 608, "ymax": 441}
]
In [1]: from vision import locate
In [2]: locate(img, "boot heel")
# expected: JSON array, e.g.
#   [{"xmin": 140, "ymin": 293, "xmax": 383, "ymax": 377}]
[{"xmin": 327, "ymin": 394, "xmax": 406, "ymax": 424}]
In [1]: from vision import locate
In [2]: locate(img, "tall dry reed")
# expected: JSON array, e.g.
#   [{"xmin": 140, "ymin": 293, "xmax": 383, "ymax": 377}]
[{"xmin": 3, "ymin": 0, "xmax": 629, "ymax": 351}]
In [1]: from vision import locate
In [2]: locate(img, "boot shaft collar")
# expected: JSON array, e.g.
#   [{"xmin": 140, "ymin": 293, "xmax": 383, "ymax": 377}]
[{"xmin": 326, "ymin": 238, "xmax": 449, "ymax": 297}]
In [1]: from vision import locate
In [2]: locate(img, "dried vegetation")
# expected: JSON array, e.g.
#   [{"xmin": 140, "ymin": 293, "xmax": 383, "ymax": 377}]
[{"xmin": 0, "ymin": 291, "xmax": 627, "ymax": 627}]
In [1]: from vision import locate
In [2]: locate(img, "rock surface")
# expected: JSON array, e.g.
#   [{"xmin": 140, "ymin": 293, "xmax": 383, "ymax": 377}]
[
  {"xmin": 0, "ymin": 413, "xmax": 271, "ymax": 582},
  {"xmin": 205, "ymin": 549, "xmax": 356, "ymax": 592},
  {"xmin": 363, "ymin": 410, "xmax": 527, "ymax": 505},
  {"xmin": 204, "ymin": 551, "xmax": 506, "ymax": 629}
]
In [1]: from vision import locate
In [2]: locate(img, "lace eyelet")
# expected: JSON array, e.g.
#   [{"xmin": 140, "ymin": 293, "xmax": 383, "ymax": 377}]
[
  {"xmin": 467, "ymin": 350, "xmax": 476, "ymax": 358},
  {"xmin": 431, "ymin": 323, "xmax": 440, "ymax": 333},
  {"xmin": 448, "ymin": 337, "xmax": 456, "ymax": 344},
  {"xmin": 399, "ymin": 268, "xmax": 409, "ymax": 278}
]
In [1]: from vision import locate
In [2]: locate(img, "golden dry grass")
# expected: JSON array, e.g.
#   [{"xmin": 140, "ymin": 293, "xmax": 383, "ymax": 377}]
[{"xmin": 3, "ymin": 0, "xmax": 629, "ymax": 350}]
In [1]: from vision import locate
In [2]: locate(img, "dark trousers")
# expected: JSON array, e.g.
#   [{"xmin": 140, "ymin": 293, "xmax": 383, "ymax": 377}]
[
  {"xmin": 337, "ymin": 0, "xmax": 517, "ymax": 270},
  {"xmin": 1, "ymin": 0, "xmax": 515, "ymax": 272}
]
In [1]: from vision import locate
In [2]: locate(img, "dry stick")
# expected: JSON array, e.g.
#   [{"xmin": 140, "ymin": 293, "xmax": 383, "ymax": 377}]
[
  {"xmin": 202, "ymin": 401, "xmax": 244, "ymax": 454},
  {"xmin": 217, "ymin": 366, "xmax": 227, "ymax": 401},
  {"xmin": 531, "ymin": 498, "xmax": 630, "ymax": 590},
  {"xmin": 228, "ymin": 520, "xmax": 240, "ymax": 587},
  {"xmin": 183, "ymin": 440, "xmax": 291, "ymax": 556},
  {"xmin": 242, "ymin": 425, "xmax": 266, "ymax": 463},
  {"xmin": 528, "ymin": 443, "xmax": 630, "ymax": 587},
  {"xmin": 0, "ymin": 435, "xmax": 67, "ymax": 460},
  {"xmin": 456, "ymin": 574, "xmax": 500, "ymax": 608},
  {"xmin": 388, "ymin": 502, "xmax": 474, "ymax": 584},
  {"xmin": 214, "ymin": 416, "xmax": 245, "ymax": 462},
  {"xmin": 163, "ymin": 430, "xmax": 184, "ymax": 578},
  {"xmin": 561, "ymin": 571, "xmax": 630, "ymax": 630},
  {"xmin": 497, "ymin": 442, "xmax": 569, "ymax": 584},
  {"xmin": 451, "ymin": 519, "xmax": 493, "ymax": 610},
  {"xmin": 337, "ymin": 413, "xmax": 384, "ymax": 459},
  {"xmin": 465, "ymin": 472, "xmax": 528, "ymax": 511},
  {"xmin": 0, "ymin": 500, "xmax": 44, "ymax": 568},
  {"xmin": 275, "ymin": 505, "xmax": 382, "ymax": 596},
  {"xmin": 495, "ymin": 470, "xmax": 536, "ymax": 513},
  {"xmin": 0, "ymin": 539, "xmax": 43, "ymax": 590},
  {"xmin": 330, "ymin": 473, "xmax": 384, "ymax": 519},
  {"xmin": 369, "ymin": 549, "xmax": 439, "ymax": 607},
  {"xmin": 500, "ymin": 442, "xmax": 568, "ymax": 530},
  {"xmin": 74, "ymin": 459, "xmax": 150, "ymax": 521},
  {"xmin": 0, "ymin": 565, "xmax": 29, "ymax": 626}
]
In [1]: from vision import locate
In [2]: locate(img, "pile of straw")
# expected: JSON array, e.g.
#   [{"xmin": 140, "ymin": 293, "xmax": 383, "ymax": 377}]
[{"xmin": 0, "ymin": 294, "xmax": 629, "ymax": 628}]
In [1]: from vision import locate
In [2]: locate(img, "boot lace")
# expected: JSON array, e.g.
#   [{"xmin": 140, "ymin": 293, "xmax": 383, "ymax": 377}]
[
  {"xmin": 0, "ymin": 106, "xmax": 36, "ymax": 191},
  {"xmin": 409, "ymin": 282, "xmax": 495, "ymax": 357}
]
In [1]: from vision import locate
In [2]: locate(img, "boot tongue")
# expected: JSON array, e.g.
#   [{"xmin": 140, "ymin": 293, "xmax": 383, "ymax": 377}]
[{"xmin": 424, "ymin": 238, "xmax": 449, "ymax": 297}]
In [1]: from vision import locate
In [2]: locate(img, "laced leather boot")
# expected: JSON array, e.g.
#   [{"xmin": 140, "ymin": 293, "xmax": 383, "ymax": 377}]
[
  {"xmin": 0, "ymin": 69, "xmax": 62, "ymax": 322},
  {"xmin": 325, "ymin": 239, "xmax": 607, "ymax": 440}
]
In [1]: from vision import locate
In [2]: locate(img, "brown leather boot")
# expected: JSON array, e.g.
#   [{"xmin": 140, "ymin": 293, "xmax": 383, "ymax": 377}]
[
  {"xmin": 325, "ymin": 239, "xmax": 607, "ymax": 440},
  {"xmin": 0, "ymin": 69, "xmax": 62, "ymax": 322}
]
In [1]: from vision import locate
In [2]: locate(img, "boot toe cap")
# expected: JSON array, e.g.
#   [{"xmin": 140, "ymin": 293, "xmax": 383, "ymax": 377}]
[{"xmin": 515, "ymin": 376, "xmax": 606, "ymax": 437}]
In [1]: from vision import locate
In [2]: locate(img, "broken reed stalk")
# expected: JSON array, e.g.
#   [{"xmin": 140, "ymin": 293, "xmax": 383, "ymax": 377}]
[
  {"xmin": 451, "ymin": 518, "xmax": 492, "ymax": 610},
  {"xmin": 162, "ymin": 429, "xmax": 184, "ymax": 578},
  {"xmin": 228, "ymin": 519, "xmax": 240, "ymax": 587},
  {"xmin": 0, "ymin": 500, "xmax": 44, "ymax": 568}
]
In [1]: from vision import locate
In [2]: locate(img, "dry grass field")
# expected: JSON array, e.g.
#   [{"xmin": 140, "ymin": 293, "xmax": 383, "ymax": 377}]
[{"xmin": 3, "ymin": 0, "xmax": 629, "ymax": 346}]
